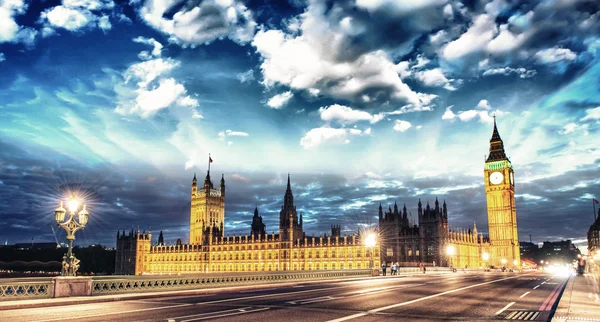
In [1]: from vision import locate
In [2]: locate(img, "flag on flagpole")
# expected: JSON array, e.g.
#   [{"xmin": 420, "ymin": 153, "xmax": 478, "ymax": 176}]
[
  {"xmin": 594, "ymin": 198, "xmax": 599, "ymax": 205},
  {"xmin": 209, "ymin": 156, "xmax": 213, "ymax": 163}
]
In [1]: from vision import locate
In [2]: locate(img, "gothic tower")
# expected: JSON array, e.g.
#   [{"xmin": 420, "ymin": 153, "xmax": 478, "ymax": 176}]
[
  {"xmin": 279, "ymin": 174, "xmax": 303, "ymax": 242},
  {"xmin": 484, "ymin": 118, "xmax": 520, "ymax": 268},
  {"xmin": 190, "ymin": 159, "xmax": 226, "ymax": 244}
]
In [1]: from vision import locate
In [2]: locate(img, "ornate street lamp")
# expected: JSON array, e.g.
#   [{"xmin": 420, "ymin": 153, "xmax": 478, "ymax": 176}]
[
  {"xmin": 364, "ymin": 233, "xmax": 377, "ymax": 270},
  {"xmin": 446, "ymin": 245, "xmax": 456, "ymax": 272},
  {"xmin": 55, "ymin": 196, "xmax": 89, "ymax": 276}
]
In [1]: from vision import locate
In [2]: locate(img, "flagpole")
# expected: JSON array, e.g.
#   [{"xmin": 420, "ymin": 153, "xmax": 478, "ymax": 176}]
[
  {"xmin": 594, "ymin": 198, "xmax": 597, "ymax": 221},
  {"xmin": 208, "ymin": 153, "xmax": 211, "ymax": 173}
]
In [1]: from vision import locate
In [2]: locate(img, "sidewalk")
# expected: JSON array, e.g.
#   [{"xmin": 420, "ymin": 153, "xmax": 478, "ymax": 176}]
[{"xmin": 552, "ymin": 273, "xmax": 600, "ymax": 322}]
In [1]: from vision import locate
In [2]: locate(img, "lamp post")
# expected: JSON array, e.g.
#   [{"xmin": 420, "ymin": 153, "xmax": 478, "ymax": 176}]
[
  {"xmin": 54, "ymin": 196, "xmax": 89, "ymax": 276},
  {"xmin": 365, "ymin": 233, "xmax": 377, "ymax": 270},
  {"xmin": 482, "ymin": 252, "xmax": 490, "ymax": 271},
  {"xmin": 446, "ymin": 245, "xmax": 455, "ymax": 272}
]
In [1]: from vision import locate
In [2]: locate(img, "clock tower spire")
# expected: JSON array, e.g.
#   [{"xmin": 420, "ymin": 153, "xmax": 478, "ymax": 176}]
[{"xmin": 484, "ymin": 119, "xmax": 519, "ymax": 268}]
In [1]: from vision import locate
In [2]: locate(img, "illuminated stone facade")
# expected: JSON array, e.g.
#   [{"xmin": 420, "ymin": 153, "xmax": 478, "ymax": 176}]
[
  {"xmin": 116, "ymin": 175, "xmax": 380, "ymax": 275},
  {"xmin": 379, "ymin": 119, "xmax": 519, "ymax": 269}
]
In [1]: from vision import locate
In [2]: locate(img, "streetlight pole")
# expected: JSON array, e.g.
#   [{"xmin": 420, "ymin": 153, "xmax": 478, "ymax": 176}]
[
  {"xmin": 55, "ymin": 196, "xmax": 89, "ymax": 276},
  {"xmin": 365, "ymin": 233, "xmax": 377, "ymax": 274},
  {"xmin": 446, "ymin": 245, "xmax": 455, "ymax": 272}
]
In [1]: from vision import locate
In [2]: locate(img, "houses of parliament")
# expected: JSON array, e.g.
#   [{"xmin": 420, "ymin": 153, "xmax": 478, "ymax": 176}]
[{"xmin": 115, "ymin": 120, "xmax": 520, "ymax": 275}]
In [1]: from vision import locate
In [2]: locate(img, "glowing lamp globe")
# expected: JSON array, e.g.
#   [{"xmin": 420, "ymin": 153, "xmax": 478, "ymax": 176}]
[
  {"xmin": 55, "ymin": 201, "xmax": 66, "ymax": 223},
  {"xmin": 68, "ymin": 198, "xmax": 79, "ymax": 214},
  {"xmin": 446, "ymin": 245, "xmax": 455, "ymax": 256},
  {"xmin": 364, "ymin": 233, "xmax": 377, "ymax": 248},
  {"xmin": 482, "ymin": 252, "xmax": 490, "ymax": 261},
  {"xmin": 78, "ymin": 205, "xmax": 89, "ymax": 226}
]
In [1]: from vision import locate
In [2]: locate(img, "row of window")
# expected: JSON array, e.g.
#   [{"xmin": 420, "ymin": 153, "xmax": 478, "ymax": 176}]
[{"xmin": 146, "ymin": 261, "xmax": 372, "ymax": 273}]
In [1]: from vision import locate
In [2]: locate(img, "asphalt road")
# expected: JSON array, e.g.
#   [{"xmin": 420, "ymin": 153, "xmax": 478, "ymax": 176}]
[{"xmin": 2, "ymin": 271, "xmax": 568, "ymax": 322}]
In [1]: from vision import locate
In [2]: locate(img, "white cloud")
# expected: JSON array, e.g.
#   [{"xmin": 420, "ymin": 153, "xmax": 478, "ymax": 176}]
[
  {"xmin": 116, "ymin": 78, "xmax": 186, "ymax": 118},
  {"xmin": 133, "ymin": 36, "xmax": 163, "ymax": 57},
  {"xmin": 442, "ymin": 14, "xmax": 497, "ymax": 60},
  {"xmin": 476, "ymin": 99, "xmax": 491, "ymax": 110},
  {"xmin": 581, "ymin": 106, "xmax": 600, "ymax": 121},
  {"xmin": 319, "ymin": 104, "xmax": 383, "ymax": 124},
  {"xmin": 139, "ymin": 0, "xmax": 257, "ymax": 45},
  {"xmin": 0, "ymin": 53, "xmax": 5, "ymax": 62},
  {"xmin": 220, "ymin": 130, "xmax": 249, "ymax": 137},
  {"xmin": 231, "ymin": 173, "xmax": 249, "ymax": 182},
  {"xmin": 355, "ymin": 0, "xmax": 448, "ymax": 13},
  {"xmin": 535, "ymin": 47, "xmax": 577, "ymax": 64},
  {"xmin": 43, "ymin": 6, "xmax": 91, "ymax": 31},
  {"xmin": 40, "ymin": 0, "xmax": 115, "ymax": 33},
  {"xmin": 98, "ymin": 15, "xmax": 111, "ymax": 32},
  {"xmin": 192, "ymin": 110, "xmax": 203, "ymax": 119},
  {"xmin": 486, "ymin": 23, "xmax": 527, "ymax": 54},
  {"xmin": 237, "ymin": 69, "xmax": 254, "ymax": 83},
  {"xmin": 414, "ymin": 68, "xmax": 456, "ymax": 90},
  {"xmin": 251, "ymin": 2, "xmax": 436, "ymax": 110},
  {"xmin": 482, "ymin": 66, "xmax": 536, "ymax": 78},
  {"xmin": 393, "ymin": 120, "xmax": 412, "ymax": 132},
  {"xmin": 0, "ymin": 0, "xmax": 38, "ymax": 46},
  {"xmin": 124, "ymin": 58, "xmax": 179, "ymax": 88},
  {"xmin": 442, "ymin": 105, "xmax": 504, "ymax": 123},
  {"xmin": 115, "ymin": 55, "xmax": 198, "ymax": 119},
  {"xmin": 177, "ymin": 96, "xmax": 199, "ymax": 107},
  {"xmin": 267, "ymin": 91, "xmax": 293, "ymax": 109},
  {"xmin": 442, "ymin": 105, "xmax": 455, "ymax": 120},
  {"xmin": 300, "ymin": 127, "xmax": 368, "ymax": 149},
  {"xmin": 558, "ymin": 123, "xmax": 589, "ymax": 136}
]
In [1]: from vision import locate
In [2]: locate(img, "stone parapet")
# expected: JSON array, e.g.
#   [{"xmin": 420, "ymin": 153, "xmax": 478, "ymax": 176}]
[{"xmin": 52, "ymin": 277, "xmax": 93, "ymax": 298}]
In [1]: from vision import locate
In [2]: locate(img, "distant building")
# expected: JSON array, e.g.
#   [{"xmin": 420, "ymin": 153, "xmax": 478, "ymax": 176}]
[
  {"xmin": 378, "ymin": 119, "xmax": 520, "ymax": 269},
  {"xmin": 588, "ymin": 209, "xmax": 600, "ymax": 257},
  {"xmin": 519, "ymin": 241, "xmax": 539, "ymax": 260},
  {"xmin": 116, "ymin": 174, "xmax": 379, "ymax": 275},
  {"xmin": 539, "ymin": 240, "xmax": 581, "ymax": 264},
  {"xmin": 14, "ymin": 242, "xmax": 58, "ymax": 250}
]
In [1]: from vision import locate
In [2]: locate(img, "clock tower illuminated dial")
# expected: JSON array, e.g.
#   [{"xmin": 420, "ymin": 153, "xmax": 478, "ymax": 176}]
[{"xmin": 490, "ymin": 171, "xmax": 504, "ymax": 185}]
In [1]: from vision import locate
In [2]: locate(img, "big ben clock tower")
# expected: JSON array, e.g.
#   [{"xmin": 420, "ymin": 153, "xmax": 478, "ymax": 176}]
[{"xmin": 484, "ymin": 118, "xmax": 520, "ymax": 268}]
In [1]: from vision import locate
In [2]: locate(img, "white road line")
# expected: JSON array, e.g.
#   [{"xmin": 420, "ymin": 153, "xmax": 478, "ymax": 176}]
[
  {"xmin": 181, "ymin": 307, "xmax": 270, "ymax": 322},
  {"xmin": 520, "ymin": 291, "xmax": 530, "ymax": 298},
  {"xmin": 533, "ymin": 285, "xmax": 540, "ymax": 289},
  {"xmin": 33, "ymin": 303, "xmax": 193, "ymax": 322},
  {"xmin": 495, "ymin": 302, "xmax": 515, "ymax": 315},
  {"xmin": 327, "ymin": 274, "xmax": 525, "ymax": 322},
  {"xmin": 170, "ymin": 307, "xmax": 253, "ymax": 320}
]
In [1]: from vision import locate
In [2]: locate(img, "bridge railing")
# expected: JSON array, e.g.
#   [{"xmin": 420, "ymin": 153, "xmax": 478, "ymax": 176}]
[
  {"xmin": 0, "ymin": 280, "xmax": 54, "ymax": 301},
  {"xmin": 91, "ymin": 269, "xmax": 372, "ymax": 295}
]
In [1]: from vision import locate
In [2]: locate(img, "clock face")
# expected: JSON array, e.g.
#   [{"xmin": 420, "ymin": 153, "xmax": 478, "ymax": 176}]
[
  {"xmin": 510, "ymin": 172, "xmax": 514, "ymax": 185},
  {"xmin": 490, "ymin": 171, "xmax": 504, "ymax": 185}
]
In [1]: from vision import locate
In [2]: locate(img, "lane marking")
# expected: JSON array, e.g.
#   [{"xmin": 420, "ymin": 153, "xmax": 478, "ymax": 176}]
[
  {"xmin": 520, "ymin": 292, "xmax": 530, "ymax": 298},
  {"xmin": 326, "ymin": 274, "xmax": 526, "ymax": 322},
  {"xmin": 33, "ymin": 303, "xmax": 193, "ymax": 322},
  {"xmin": 533, "ymin": 285, "xmax": 540, "ymax": 289},
  {"xmin": 495, "ymin": 302, "xmax": 515, "ymax": 315},
  {"xmin": 182, "ymin": 307, "xmax": 270, "ymax": 322},
  {"xmin": 170, "ymin": 307, "xmax": 253, "ymax": 320}
]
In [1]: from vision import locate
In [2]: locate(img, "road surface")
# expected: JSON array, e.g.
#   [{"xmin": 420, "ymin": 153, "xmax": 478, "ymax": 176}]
[{"xmin": 2, "ymin": 271, "xmax": 568, "ymax": 321}]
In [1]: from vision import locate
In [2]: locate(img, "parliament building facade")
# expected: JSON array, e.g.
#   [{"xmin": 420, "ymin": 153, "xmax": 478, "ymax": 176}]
[
  {"xmin": 116, "ymin": 120, "xmax": 520, "ymax": 275},
  {"xmin": 379, "ymin": 119, "xmax": 520, "ymax": 269},
  {"xmin": 116, "ymin": 174, "xmax": 380, "ymax": 275}
]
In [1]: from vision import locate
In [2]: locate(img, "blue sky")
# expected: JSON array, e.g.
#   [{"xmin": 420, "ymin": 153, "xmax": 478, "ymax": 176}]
[{"xmin": 1, "ymin": 0, "xmax": 599, "ymax": 248}]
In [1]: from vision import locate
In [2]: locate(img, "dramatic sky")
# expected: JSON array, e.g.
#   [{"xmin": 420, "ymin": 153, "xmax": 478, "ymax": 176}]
[{"xmin": 1, "ymin": 0, "xmax": 599, "ymax": 249}]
